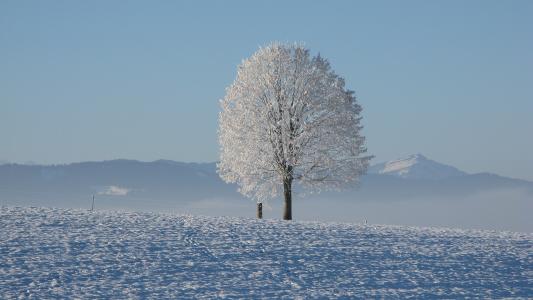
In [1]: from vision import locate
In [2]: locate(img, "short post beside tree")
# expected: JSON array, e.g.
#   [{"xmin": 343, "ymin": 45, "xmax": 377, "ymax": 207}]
[{"xmin": 257, "ymin": 202, "xmax": 263, "ymax": 219}]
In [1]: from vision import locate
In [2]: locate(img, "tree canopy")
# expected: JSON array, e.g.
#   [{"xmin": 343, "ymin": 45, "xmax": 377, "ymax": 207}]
[{"xmin": 218, "ymin": 43, "xmax": 371, "ymax": 219}]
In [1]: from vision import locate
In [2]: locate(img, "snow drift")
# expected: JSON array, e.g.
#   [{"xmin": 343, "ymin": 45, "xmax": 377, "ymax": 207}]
[{"xmin": 1, "ymin": 206, "xmax": 531, "ymax": 298}]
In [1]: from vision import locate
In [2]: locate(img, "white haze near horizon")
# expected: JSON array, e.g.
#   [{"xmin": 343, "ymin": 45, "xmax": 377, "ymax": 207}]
[
  {"xmin": 183, "ymin": 189, "xmax": 533, "ymax": 233},
  {"xmin": 6, "ymin": 187, "xmax": 529, "ymax": 233}
]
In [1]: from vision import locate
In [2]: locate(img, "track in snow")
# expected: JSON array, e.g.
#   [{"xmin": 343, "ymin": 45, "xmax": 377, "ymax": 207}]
[{"xmin": 1, "ymin": 206, "xmax": 532, "ymax": 298}]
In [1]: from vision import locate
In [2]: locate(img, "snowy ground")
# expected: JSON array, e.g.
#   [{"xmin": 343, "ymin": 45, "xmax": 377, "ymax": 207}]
[{"xmin": 1, "ymin": 206, "xmax": 532, "ymax": 298}]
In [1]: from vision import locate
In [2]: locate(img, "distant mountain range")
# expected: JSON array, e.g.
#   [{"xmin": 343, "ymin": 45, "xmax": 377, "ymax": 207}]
[{"xmin": 1, "ymin": 155, "xmax": 532, "ymax": 232}]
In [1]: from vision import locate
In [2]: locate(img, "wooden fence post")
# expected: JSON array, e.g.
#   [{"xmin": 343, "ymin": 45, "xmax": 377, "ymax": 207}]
[{"xmin": 257, "ymin": 202, "xmax": 263, "ymax": 219}]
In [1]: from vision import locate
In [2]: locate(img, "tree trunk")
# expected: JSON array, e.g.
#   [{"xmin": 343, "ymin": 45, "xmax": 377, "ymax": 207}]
[
  {"xmin": 257, "ymin": 202, "xmax": 263, "ymax": 219},
  {"xmin": 283, "ymin": 177, "xmax": 292, "ymax": 220}
]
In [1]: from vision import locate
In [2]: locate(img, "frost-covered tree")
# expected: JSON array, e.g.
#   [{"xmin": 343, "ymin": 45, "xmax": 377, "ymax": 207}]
[{"xmin": 218, "ymin": 43, "xmax": 371, "ymax": 220}]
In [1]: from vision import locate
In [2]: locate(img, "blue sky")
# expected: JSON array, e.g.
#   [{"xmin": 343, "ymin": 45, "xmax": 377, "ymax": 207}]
[{"xmin": 1, "ymin": 1, "xmax": 532, "ymax": 181}]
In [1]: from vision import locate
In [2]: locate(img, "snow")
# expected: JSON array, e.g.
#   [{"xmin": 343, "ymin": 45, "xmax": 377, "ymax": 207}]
[
  {"xmin": 370, "ymin": 153, "xmax": 467, "ymax": 180},
  {"xmin": 381, "ymin": 155, "xmax": 418, "ymax": 175},
  {"xmin": 1, "ymin": 206, "xmax": 532, "ymax": 298}
]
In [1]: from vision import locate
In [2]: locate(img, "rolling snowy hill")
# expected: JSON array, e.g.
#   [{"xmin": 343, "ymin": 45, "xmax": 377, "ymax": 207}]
[{"xmin": 1, "ymin": 206, "xmax": 531, "ymax": 298}]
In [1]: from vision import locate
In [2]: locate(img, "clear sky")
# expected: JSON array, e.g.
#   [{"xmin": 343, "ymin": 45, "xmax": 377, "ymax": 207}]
[{"xmin": 1, "ymin": 1, "xmax": 532, "ymax": 181}]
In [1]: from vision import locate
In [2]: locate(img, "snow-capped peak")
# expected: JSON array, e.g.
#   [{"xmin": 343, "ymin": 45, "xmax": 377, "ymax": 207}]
[
  {"xmin": 380, "ymin": 153, "xmax": 426, "ymax": 175},
  {"xmin": 369, "ymin": 154, "xmax": 467, "ymax": 180}
]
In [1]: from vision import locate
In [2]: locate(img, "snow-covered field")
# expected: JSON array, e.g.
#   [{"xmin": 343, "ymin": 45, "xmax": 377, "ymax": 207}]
[{"xmin": 1, "ymin": 206, "xmax": 532, "ymax": 298}]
